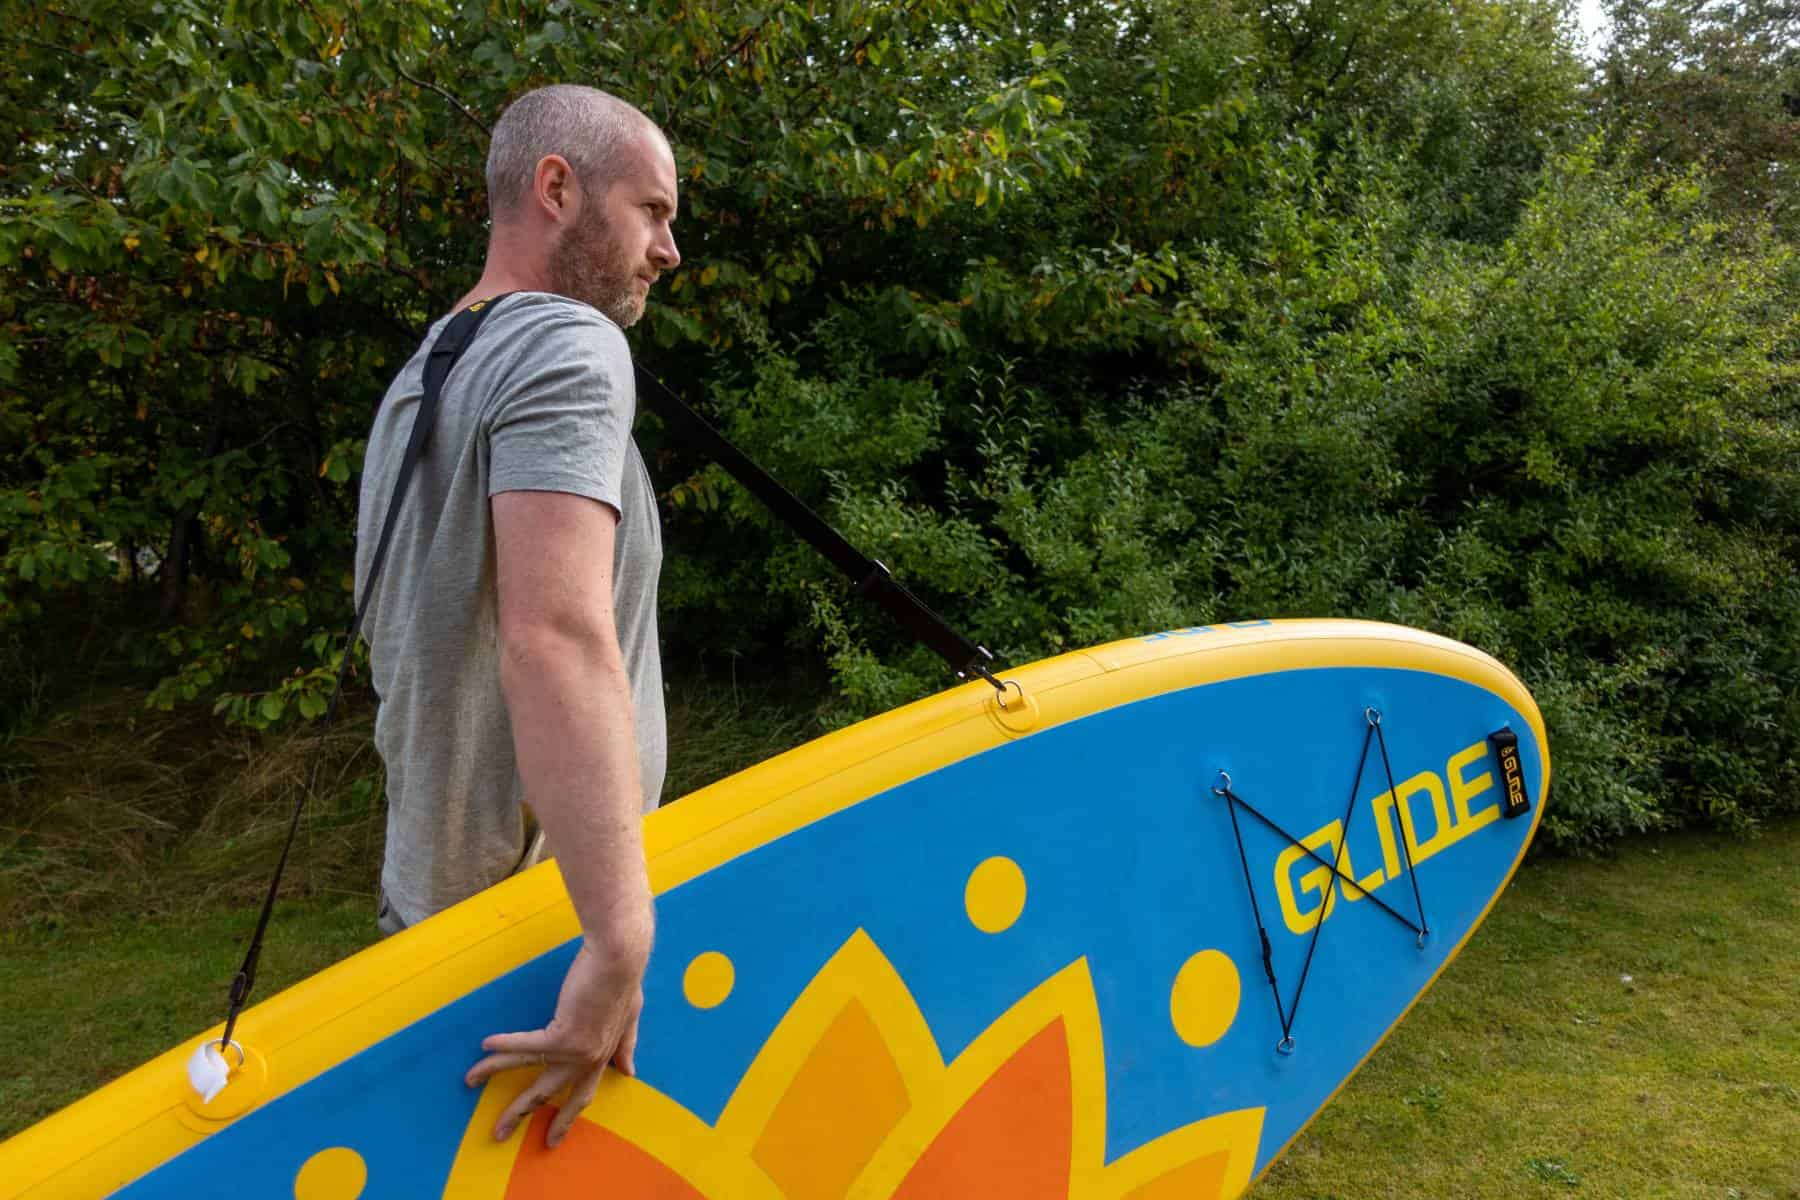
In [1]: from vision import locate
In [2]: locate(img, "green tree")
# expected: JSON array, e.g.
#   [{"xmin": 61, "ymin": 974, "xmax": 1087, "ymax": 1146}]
[
  {"xmin": 4, "ymin": 0, "xmax": 1797, "ymax": 848},
  {"xmin": 1594, "ymin": 0, "xmax": 1800, "ymax": 238},
  {"xmin": 1386, "ymin": 153, "xmax": 1800, "ymax": 844},
  {"xmin": 1, "ymin": 0, "xmax": 1081, "ymax": 722}
]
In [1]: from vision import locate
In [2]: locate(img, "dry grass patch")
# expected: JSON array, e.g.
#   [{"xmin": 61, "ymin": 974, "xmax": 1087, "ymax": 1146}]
[{"xmin": 0, "ymin": 689, "xmax": 385, "ymax": 927}]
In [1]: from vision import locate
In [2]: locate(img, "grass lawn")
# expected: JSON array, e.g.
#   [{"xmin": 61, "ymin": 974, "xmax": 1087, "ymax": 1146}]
[
  {"xmin": 2, "ymin": 822, "xmax": 1794, "ymax": 1197},
  {"xmin": 1250, "ymin": 822, "xmax": 1800, "ymax": 1200},
  {"xmin": 0, "ymin": 898, "xmax": 381, "ymax": 1138}
]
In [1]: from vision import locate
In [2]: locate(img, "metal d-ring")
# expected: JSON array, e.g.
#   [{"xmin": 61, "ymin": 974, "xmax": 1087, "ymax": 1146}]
[
  {"xmin": 996, "ymin": 678, "xmax": 1026, "ymax": 712},
  {"xmin": 1211, "ymin": 770, "xmax": 1233, "ymax": 797},
  {"xmin": 1276, "ymin": 1035, "xmax": 1296, "ymax": 1056},
  {"xmin": 969, "ymin": 661, "xmax": 1011, "ymax": 701},
  {"xmin": 1416, "ymin": 928, "xmax": 1430, "ymax": 950},
  {"xmin": 210, "ymin": 1038, "xmax": 246, "ymax": 1069},
  {"xmin": 1364, "ymin": 706, "xmax": 1383, "ymax": 727}
]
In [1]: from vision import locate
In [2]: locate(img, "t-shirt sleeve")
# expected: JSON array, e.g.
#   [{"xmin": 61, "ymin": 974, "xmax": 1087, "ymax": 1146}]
[{"xmin": 486, "ymin": 308, "xmax": 636, "ymax": 513}]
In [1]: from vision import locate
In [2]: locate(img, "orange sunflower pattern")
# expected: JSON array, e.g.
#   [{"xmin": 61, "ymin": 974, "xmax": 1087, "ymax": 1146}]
[{"xmin": 445, "ymin": 929, "xmax": 1263, "ymax": 1200}]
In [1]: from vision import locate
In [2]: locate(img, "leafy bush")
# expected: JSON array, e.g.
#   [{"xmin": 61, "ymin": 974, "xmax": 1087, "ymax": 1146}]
[
  {"xmin": 1384, "ymin": 155, "xmax": 1800, "ymax": 843},
  {"xmin": 682, "ymin": 147, "xmax": 1800, "ymax": 847},
  {"xmin": 5, "ymin": 1, "xmax": 1796, "ymax": 848}
]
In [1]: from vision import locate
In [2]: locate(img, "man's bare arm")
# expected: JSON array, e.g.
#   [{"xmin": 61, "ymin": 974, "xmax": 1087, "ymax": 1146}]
[{"xmin": 463, "ymin": 488, "xmax": 654, "ymax": 1148}]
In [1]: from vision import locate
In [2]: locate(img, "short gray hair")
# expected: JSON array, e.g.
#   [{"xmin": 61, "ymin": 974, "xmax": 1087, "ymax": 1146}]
[{"xmin": 485, "ymin": 85, "xmax": 657, "ymax": 219}]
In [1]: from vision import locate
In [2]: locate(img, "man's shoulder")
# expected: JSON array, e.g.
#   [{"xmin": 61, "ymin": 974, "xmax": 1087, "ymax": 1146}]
[
  {"xmin": 487, "ymin": 292, "xmax": 630, "ymax": 354},
  {"xmin": 473, "ymin": 294, "xmax": 636, "ymax": 421}
]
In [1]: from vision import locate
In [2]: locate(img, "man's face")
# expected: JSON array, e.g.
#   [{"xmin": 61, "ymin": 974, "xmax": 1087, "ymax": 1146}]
[{"xmin": 547, "ymin": 131, "xmax": 681, "ymax": 328}]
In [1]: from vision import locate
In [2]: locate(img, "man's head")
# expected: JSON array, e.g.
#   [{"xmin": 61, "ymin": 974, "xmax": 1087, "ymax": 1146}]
[{"xmin": 484, "ymin": 85, "xmax": 680, "ymax": 328}]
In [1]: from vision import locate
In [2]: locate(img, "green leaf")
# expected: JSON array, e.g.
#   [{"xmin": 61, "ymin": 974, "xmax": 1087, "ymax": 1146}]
[
  {"xmin": 255, "ymin": 179, "xmax": 281, "ymax": 226},
  {"xmin": 168, "ymin": 157, "xmax": 198, "ymax": 205}
]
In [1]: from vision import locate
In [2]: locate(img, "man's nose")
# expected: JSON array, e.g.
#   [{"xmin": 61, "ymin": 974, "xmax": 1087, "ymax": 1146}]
[{"xmin": 651, "ymin": 226, "xmax": 680, "ymax": 271}]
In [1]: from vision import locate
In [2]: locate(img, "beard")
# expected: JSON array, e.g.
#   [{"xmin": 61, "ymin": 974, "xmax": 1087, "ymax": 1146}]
[{"xmin": 546, "ymin": 210, "xmax": 646, "ymax": 328}]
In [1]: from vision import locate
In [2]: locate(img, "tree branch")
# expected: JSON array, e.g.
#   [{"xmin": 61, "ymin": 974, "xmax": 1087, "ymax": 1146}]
[
  {"xmin": 17, "ymin": 34, "xmax": 89, "ymax": 60},
  {"xmin": 394, "ymin": 65, "xmax": 491, "ymax": 137},
  {"xmin": 42, "ymin": 6, "xmax": 101, "ymax": 30},
  {"xmin": 692, "ymin": 25, "xmax": 763, "ymax": 87}
]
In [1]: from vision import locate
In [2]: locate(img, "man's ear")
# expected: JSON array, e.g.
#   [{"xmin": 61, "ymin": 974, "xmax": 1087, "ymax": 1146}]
[{"xmin": 533, "ymin": 154, "xmax": 578, "ymax": 221}]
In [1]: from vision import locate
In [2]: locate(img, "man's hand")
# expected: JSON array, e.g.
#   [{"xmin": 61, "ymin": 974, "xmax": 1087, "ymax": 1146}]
[{"xmin": 464, "ymin": 938, "xmax": 648, "ymax": 1147}]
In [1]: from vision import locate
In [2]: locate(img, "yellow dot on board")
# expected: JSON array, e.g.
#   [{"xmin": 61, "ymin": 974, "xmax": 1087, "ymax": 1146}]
[
  {"xmin": 964, "ymin": 856, "xmax": 1027, "ymax": 934},
  {"xmin": 683, "ymin": 951, "xmax": 736, "ymax": 1009},
  {"xmin": 1170, "ymin": 949, "xmax": 1242, "ymax": 1048},
  {"xmin": 293, "ymin": 1146, "xmax": 366, "ymax": 1200}
]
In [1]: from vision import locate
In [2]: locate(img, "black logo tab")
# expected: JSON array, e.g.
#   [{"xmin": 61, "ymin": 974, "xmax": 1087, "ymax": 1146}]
[{"xmin": 1488, "ymin": 728, "xmax": 1531, "ymax": 819}]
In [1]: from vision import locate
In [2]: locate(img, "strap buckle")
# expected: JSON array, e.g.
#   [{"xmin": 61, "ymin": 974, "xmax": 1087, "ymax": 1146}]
[{"xmin": 961, "ymin": 648, "xmax": 1009, "ymax": 700}]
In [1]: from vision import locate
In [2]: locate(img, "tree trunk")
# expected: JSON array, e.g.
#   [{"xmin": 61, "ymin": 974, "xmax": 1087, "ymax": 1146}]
[{"xmin": 158, "ymin": 379, "xmax": 230, "ymax": 623}]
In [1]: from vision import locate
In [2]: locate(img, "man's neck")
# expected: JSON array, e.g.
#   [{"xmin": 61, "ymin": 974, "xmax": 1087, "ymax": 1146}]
[
  {"xmin": 453, "ymin": 269, "xmax": 543, "ymax": 314},
  {"xmin": 454, "ymin": 229, "xmax": 555, "ymax": 312}
]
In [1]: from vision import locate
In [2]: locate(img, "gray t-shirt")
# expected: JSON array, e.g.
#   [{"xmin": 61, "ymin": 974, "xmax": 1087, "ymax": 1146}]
[{"xmin": 355, "ymin": 292, "xmax": 665, "ymax": 930}]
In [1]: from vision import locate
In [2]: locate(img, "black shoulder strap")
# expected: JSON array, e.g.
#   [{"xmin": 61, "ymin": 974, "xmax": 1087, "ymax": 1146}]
[
  {"xmin": 635, "ymin": 367, "xmax": 1003, "ymax": 692},
  {"xmin": 349, "ymin": 294, "xmax": 512, "ymax": 645},
  {"xmin": 216, "ymin": 294, "xmax": 512, "ymax": 1052}
]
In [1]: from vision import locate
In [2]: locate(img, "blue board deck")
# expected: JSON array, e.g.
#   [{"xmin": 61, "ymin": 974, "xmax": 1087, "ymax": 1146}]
[{"xmin": 0, "ymin": 619, "xmax": 1548, "ymax": 1200}]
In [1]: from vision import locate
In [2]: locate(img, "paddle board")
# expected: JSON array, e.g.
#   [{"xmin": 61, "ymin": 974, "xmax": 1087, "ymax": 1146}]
[{"xmin": 0, "ymin": 618, "xmax": 1549, "ymax": 1199}]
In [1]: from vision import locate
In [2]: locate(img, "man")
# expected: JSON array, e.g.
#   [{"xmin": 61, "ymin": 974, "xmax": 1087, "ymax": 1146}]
[{"xmin": 354, "ymin": 84, "xmax": 680, "ymax": 1151}]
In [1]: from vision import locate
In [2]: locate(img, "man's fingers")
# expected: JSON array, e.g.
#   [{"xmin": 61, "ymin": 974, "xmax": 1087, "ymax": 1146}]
[
  {"xmin": 611, "ymin": 1009, "xmax": 641, "ymax": 1078},
  {"xmin": 547, "ymin": 1065, "xmax": 605, "ymax": 1148},
  {"xmin": 467, "ymin": 1028, "xmax": 571, "ymax": 1087},
  {"xmin": 466, "ymin": 1050, "xmax": 555, "ymax": 1088},
  {"xmin": 466, "ymin": 972, "xmax": 649, "ymax": 1147},
  {"xmin": 480, "ymin": 1030, "xmax": 551, "ymax": 1056},
  {"xmin": 491, "ymin": 1068, "xmax": 571, "ymax": 1142}
]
